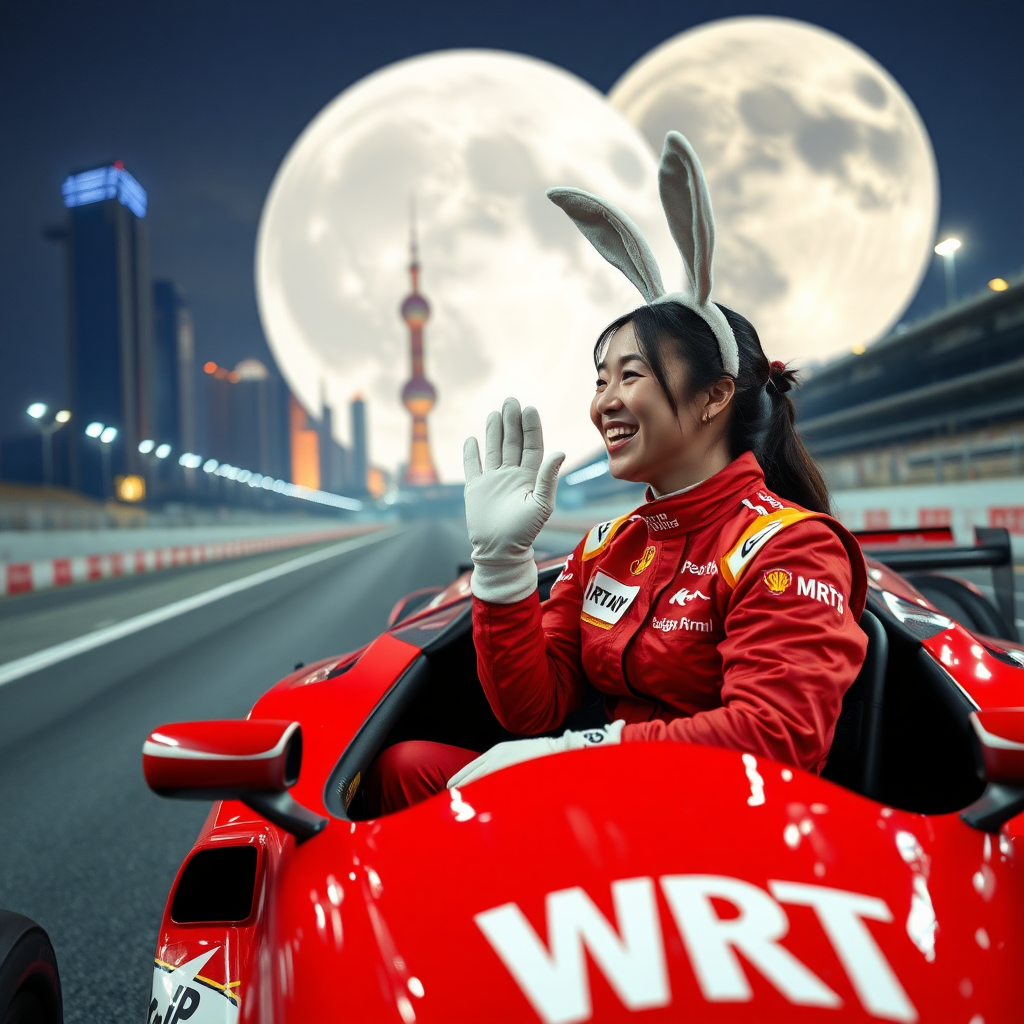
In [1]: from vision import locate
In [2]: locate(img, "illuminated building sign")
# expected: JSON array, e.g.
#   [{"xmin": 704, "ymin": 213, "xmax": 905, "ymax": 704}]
[{"xmin": 61, "ymin": 161, "xmax": 148, "ymax": 218}]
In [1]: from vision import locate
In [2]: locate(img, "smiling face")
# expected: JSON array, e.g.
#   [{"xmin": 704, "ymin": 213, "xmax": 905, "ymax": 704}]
[{"xmin": 590, "ymin": 321, "xmax": 735, "ymax": 495}]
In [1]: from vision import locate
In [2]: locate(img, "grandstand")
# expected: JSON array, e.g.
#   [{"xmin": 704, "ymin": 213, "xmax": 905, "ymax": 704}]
[{"xmin": 796, "ymin": 270, "xmax": 1024, "ymax": 489}]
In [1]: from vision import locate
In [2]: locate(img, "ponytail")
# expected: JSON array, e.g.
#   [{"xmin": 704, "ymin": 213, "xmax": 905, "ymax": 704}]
[
  {"xmin": 757, "ymin": 360, "xmax": 832, "ymax": 514},
  {"xmin": 595, "ymin": 302, "xmax": 832, "ymax": 514}
]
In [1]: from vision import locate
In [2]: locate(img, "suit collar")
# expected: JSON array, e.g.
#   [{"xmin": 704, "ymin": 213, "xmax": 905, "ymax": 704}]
[{"xmin": 638, "ymin": 452, "xmax": 765, "ymax": 535}]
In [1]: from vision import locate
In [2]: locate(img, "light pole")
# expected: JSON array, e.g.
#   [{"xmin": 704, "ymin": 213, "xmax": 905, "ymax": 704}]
[
  {"xmin": 85, "ymin": 422, "xmax": 118, "ymax": 499},
  {"xmin": 934, "ymin": 237, "xmax": 961, "ymax": 306},
  {"xmin": 153, "ymin": 443, "xmax": 172, "ymax": 500},
  {"xmin": 26, "ymin": 404, "xmax": 71, "ymax": 487},
  {"xmin": 139, "ymin": 439, "xmax": 155, "ymax": 502}
]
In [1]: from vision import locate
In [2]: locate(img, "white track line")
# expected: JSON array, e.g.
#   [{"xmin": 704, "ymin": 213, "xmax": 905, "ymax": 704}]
[{"xmin": 0, "ymin": 528, "xmax": 397, "ymax": 687}]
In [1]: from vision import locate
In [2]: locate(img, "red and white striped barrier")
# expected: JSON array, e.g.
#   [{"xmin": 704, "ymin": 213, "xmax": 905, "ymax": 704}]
[{"xmin": 2, "ymin": 525, "xmax": 381, "ymax": 598}]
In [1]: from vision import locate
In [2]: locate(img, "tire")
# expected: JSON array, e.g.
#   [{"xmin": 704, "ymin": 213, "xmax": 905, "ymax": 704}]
[
  {"xmin": 906, "ymin": 573, "xmax": 1015, "ymax": 642},
  {"xmin": 0, "ymin": 913, "xmax": 61, "ymax": 1024}
]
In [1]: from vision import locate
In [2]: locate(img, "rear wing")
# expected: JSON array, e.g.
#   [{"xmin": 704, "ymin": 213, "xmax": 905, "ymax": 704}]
[{"xmin": 857, "ymin": 525, "xmax": 1017, "ymax": 640}]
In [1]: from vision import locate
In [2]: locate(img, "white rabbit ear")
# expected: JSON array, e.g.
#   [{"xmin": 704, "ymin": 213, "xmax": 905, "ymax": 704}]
[
  {"xmin": 659, "ymin": 131, "xmax": 715, "ymax": 306},
  {"xmin": 655, "ymin": 131, "xmax": 739, "ymax": 377},
  {"xmin": 547, "ymin": 187, "xmax": 665, "ymax": 304}
]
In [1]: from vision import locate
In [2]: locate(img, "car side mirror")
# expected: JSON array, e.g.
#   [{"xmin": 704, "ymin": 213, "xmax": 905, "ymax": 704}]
[
  {"xmin": 960, "ymin": 709, "xmax": 1024, "ymax": 832},
  {"xmin": 143, "ymin": 720, "xmax": 327, "ymax": 842},
  {"xmin": 970, "ymin": 710, "xmax": 1024, "ymax": 784}
]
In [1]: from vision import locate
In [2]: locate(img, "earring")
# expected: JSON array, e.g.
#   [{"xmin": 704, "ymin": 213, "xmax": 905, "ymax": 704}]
[{"xmin": 702, "ymin": 412, "xmax": 712, "ymax": 425}]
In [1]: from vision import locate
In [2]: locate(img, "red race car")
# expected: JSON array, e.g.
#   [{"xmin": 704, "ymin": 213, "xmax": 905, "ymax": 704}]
[{"xmin": 143, "ymin": 525, "xmax": 1024, "ymax": 1024}]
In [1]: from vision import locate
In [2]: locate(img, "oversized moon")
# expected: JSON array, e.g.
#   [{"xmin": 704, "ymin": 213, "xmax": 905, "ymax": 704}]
[
  {"xmin": 256, "ymin": 50, "xmax": 677, "ymax": 483},
  {"xmin": 610, "ymin": 17, "xmax": 939, "ymax": 364}
]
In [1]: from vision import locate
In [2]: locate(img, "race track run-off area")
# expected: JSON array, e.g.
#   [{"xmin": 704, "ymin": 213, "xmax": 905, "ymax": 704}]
[{"xmin": 0, "ymin": 520, "xmax": 472, "ymax": 1024}]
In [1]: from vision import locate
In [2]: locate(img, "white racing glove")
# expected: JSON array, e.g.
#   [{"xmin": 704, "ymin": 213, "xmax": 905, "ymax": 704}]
[
  {"xmin": 447, "ymin": 721, "xmax": 625, "ymax": 789},
  {"xmin": 463, "ymin": 398, "xmax": 565, "ymax": 604}
]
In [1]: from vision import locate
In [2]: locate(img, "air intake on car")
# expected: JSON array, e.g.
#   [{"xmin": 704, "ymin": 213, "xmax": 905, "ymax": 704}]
[{"xmin": 171, "ymin": 846, "xmax": 258, "ymax": 924}]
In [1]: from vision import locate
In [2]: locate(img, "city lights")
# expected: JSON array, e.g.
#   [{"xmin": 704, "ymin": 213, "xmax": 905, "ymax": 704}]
[
  {"xmin": 61, "ymin": 164, "xmax": 148, "ymax": 218},
  {"xmin": 26, "ymin": 404, "xmax": 71, "ymax": 486},
  {"xmin": 989, "ymin": 278, "xmax": 1009, "ymax": 292},
  {"xmin": 138, "ymin": 439, "xmax": 155, "ymax": 454},
  {"xmin": 202, "ymin": 459, "xmax": 219, "ymax": 473},
  {"xmin": 155, "ymin": 443, "xmax": 172, "ymax": 459},
  {"xmin": 114, "ymin": 475, "xmax": 146, "ymax": 502},
  {"xmin": 178, "ymin": 453, "xmax": 203, "ymax": 469},
  {"xmin": 933, "ymin": 237, "xmax": 961, "ymax": 257},
  {"xmin": 210, "ymin": 459, "xmax": 361, "ymax": 508},
  {"xmin": 84, "ymin": 422, "xmax": 117, "ymax": 498}
]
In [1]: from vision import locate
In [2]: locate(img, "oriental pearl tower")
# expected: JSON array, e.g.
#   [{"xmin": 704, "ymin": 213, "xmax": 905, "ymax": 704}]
[{"xmin": 399, "ymin": 211, "xmax": 439, "ymax": 486}]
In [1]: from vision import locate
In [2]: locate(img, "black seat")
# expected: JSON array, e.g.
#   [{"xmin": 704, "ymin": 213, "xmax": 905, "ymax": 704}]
[{"xmin": 821, "ymin": 609, "xmax": 887, "ymax": 800}]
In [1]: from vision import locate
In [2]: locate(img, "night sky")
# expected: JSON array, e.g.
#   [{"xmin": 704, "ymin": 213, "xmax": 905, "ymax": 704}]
[{"xmin": 1, "ymin": 0, "xmax": 1021, "ymax": 441}]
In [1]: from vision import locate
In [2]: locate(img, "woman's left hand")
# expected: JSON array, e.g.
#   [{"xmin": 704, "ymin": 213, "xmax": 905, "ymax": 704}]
[{"xmin": 447, "ymin": 721, "xmax": 624, "ymax": 789}]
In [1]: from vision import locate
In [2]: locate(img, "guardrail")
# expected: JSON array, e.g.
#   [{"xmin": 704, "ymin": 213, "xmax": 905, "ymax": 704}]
[{"xmin": 2, "ymin": 524, "xmax": 381, "ymax": 598}]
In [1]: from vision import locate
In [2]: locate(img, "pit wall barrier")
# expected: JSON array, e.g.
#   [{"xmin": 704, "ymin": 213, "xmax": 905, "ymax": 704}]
[
  {"xmin": 550, "ymin": 477, "xmax": 1024, "ymax": 561},
  {"xmin": 2, "ymin": 524, "xmax": 382, "ymax": 598}
]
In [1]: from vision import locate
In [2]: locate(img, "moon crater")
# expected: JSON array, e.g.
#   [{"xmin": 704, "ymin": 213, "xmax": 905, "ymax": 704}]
[{"xmin": 610, "ymin": 16, "xmax": 939, "ymax": 363}]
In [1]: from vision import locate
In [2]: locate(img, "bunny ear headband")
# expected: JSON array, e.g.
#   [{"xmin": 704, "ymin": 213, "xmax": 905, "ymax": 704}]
[{"xmin": 547, "ymin": 131, "xmax": 739, "ymax": 378}]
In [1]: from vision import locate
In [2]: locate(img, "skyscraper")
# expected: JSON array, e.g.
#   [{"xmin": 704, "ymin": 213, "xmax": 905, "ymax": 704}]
[
  {"xmin": 152, "ymin": 280, "xmax": 195, "ymax": 454},
  {"xmin": 350, "ymin": 395, "xmax": 368, "ymax": 496},
  {"xmin": 203, "ymin": 359, "xmax": 291, "ymax": 481},
  {"xmin": 289, "ymin": 396, "xmax": 320, "ymax": 490},
  {"xmin": 399, "ymin": 214, "xmax": 439, "ymax": 486},
  {"xmin": 317, "ymin": 387, "xmax": 350, "ymax": 493},
  {"xmin": 52, "ymin": 162, "xmax": 154, "ymax": 496}
]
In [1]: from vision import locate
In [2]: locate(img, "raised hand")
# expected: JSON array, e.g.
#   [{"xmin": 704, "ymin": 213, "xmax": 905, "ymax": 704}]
[{"xmin": 463, "ymin": 398, "xmax": 564, "ymax": 604}]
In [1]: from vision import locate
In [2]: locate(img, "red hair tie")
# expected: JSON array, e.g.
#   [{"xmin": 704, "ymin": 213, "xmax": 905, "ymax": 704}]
[{"xmin": 768, "ymin": 360, "xmax": 792, "ymax": 394}]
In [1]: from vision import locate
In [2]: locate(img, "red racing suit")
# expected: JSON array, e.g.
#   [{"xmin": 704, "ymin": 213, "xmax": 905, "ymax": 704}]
[{"xmin": 473, "ymin": 452, "xmax": 868, "ymax": 774}]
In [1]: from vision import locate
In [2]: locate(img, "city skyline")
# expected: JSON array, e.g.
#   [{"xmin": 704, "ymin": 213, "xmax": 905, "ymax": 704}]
[{"xmin": 1, "ymin": 1, "xmax": 1021, "ymax": 471}]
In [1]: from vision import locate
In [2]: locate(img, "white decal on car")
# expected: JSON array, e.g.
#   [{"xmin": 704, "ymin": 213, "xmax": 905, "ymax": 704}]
[
  {"xmin": 476, "ymin": 875, "xmax": 917, "ymax": 1024},
  {"xmin": 148, "ymin": 948, "xmax": 239, "ymax": 1024},
  {"xmin": 769, "ymin": 882, "xmax": 918, "ymax": 1021},
  {"xmin": 475, "ymin": 878, "xmax": 669, "ymax": 1024}
]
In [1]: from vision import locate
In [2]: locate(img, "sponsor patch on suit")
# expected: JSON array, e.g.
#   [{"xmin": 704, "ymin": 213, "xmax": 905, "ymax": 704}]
[{"xmin": 581, "ymin": 570, "xmax": 640, "ymax": 630}]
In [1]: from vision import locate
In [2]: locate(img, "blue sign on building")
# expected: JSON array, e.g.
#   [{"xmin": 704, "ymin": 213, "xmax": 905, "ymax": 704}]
[{"xmin": 61, "ymin": 162, "xmax": 148, "ymax": 218}]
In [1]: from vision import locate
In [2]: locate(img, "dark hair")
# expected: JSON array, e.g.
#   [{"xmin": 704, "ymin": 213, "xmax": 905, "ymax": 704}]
[{"xmin": 595, "ymin": 302, "xmax": 832, "ymax": 514}]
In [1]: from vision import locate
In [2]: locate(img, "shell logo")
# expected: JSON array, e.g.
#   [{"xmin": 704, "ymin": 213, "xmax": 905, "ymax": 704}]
[
  {"xmin": 763, "ymin": 567, "xmax": 792, "ymax": 595},
  {"xmin": 631, "ymin": 545, "xmax": 657, "ymax": 575}
]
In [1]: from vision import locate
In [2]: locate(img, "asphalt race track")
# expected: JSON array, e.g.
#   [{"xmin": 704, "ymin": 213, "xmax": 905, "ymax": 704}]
[{"xmin": 0, "ymin": 519, "xmax": 483, "ymax": 1024}]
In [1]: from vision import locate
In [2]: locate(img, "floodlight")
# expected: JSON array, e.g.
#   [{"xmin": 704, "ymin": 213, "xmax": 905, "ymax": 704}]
[
  {"xmin": 99, "ymin": 426, "xmax": 118, "ymax": 444},
  {"xmin": 934, "ymin": 237, "xmax": 961, "ymax": 257},
  {"xmin": 155, "ymin": 443, "xmax": 172, "ymax": 459},
  {"xmin": 85, "ymin": 421, "xmax": 104, "ymax": 438},
  {"xmin": 55, "ymin": 410, "xmax": 71, "ymax": 423},
  {"xmin": 138, "ymin": 439, "xmax": 155, "ymax": 454},
  {"xmin": 27, "ymin": 403, "xmax": 47, "ymax": 419}
]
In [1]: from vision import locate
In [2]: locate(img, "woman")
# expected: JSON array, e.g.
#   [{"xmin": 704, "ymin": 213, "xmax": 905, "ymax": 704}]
[{"xmin": 365, "ymin": 132, "xmax": 867, "ymax": 814}]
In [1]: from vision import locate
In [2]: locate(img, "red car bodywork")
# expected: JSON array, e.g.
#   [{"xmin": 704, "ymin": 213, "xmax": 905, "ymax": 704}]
[{"xmin": 145, "ymin": 549, "xmax": 1024, "ymax": 1024}]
